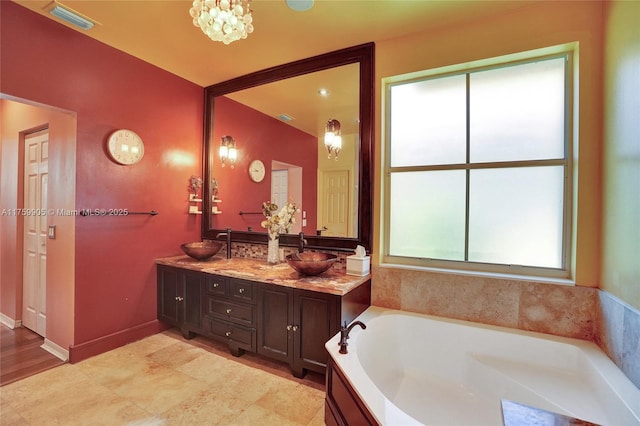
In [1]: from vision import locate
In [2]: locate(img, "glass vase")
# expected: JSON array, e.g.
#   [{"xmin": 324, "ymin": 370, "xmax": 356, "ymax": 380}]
[{"xmin": 267, "ymin": 234, "xmax": 279, "ymax": 264}]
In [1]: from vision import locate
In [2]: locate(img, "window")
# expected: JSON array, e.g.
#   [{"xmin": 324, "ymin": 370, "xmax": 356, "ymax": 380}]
[{"xmin": 384, "ymin": 52, "xmax": 573, "ymax": 278}]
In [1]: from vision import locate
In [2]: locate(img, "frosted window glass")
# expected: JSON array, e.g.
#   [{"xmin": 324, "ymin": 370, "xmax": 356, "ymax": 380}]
[
  {"xmin": 468, "ymin": 166, "xmax": 564, "ymax": 268},
  {"xmin": 390, "ymin": 75, "xmax": 466, "ymax": 167},
  {"xmin": 389, "ymin": 171, "xmax": 466, "ymax": 260},
  {"xmin": 470, "ymin": 58, "xmax": 565, "ymax": 163}
]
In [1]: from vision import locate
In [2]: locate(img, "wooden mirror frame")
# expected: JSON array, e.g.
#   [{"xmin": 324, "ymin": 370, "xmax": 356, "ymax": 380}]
[{"xmin": 202, "ymin": 43, "xmax": 374, "ymax": 253}]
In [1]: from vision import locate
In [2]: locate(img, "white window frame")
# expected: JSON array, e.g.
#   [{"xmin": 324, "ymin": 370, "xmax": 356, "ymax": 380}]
[{"xmin": 382, "ymin": 45, "xmax": 576, "ymax": 281}]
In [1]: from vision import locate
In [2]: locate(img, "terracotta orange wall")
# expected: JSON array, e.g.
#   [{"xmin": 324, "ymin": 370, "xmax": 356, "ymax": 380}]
[
  {"xmin": 373, "ymin": 0, "xmax": 604, "ymax": 287},
  {"xmin": 1, "ymin": 2, "xmax": 204, "ymax": 360},
  {"xmin": 0, "ymin": 98, "xmax": 77, "ymax": 349},
  {"xmin": 211, "ymin": 96, "xmax": 317, "ymax": 233}
]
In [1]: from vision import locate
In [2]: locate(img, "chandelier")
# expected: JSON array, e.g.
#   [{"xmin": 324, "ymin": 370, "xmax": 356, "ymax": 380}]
[
  {"xmin": 189, "ymin": 0, "xmax": 254, "ymax": 45},
  {"xmin": 324, "ymin": 119, "xmax": 342, "ymax": 160}
]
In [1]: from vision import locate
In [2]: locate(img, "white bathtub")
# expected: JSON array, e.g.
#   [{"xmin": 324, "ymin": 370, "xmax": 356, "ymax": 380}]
[{"xmin": 326, "ymin": 307, "xmax": 640, "ymax": 426}]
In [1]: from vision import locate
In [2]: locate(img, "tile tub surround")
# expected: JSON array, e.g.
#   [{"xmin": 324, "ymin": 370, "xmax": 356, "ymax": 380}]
[
  {"xmin": 372, "ymin": 266, "xmax": 640, "ymax": 390},
  {"xmin": 596, "ymin": 290, "xmax": 640, "ymax": 389},
  {"xmin": 0, "ymin": 329, "xmax": 325, "ymax": 425},
  {"xmin": 372, "ymin": 265, "xmax": 597, "ymax": 340}
]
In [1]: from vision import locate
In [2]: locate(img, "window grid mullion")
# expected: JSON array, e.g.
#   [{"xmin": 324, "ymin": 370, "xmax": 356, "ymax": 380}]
[
  {"xmin": 384, "ymin": 49, "xmax": 572, "ymax": 278},
  {"xmin": 388, "ymin": 158, "xmax": 567, "ymax": 174},
  {"xmin": 465, "ymin": 73, "xmax": 471, "ymax": 262}
]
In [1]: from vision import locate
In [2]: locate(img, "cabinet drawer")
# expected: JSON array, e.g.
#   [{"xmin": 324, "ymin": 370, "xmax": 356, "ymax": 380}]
[
  {"xmin": 206, "ymin": 297, "xmax": 255, "ymax": 326},
  {"xmin": 228, "ymin": 278, "xmax": 255, "ymax": 302},
  {"xmin": 205, "ymin": 274, "xmax": 227, "ymax": 296},
  {"xmin": 208, "ymin": 318, "xmax": 256, "ymax": 351}
]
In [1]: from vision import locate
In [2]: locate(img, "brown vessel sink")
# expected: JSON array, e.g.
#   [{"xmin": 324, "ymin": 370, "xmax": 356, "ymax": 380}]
[
  {"xmin": 285, "ymin": 252, "xmax": 337, "ymax": 276},
  {"xmin": 181, "ymin": 241, "xmax": 223, "ymax": 260}
]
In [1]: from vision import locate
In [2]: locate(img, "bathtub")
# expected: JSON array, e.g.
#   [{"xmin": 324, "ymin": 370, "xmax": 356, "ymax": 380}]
[{"xmin": 325, "ymin": 307, "xmax": 640, "ymax": 426}]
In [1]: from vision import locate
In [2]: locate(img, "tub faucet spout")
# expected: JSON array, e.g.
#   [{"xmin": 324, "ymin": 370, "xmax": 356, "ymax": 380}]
[
  {"xmin": 216, "ymin": 228, "xmax": 232, "ymax": 259},
  {"xmin": 339, "ymin": 320, "xmax": 366, "ymax": 354}
]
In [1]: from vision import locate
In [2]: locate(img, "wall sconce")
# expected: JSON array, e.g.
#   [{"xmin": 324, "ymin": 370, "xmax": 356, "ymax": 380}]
[
  {"xmin": 324, "ymin": 119, "xmax": 342, "ymax": 160},
  {"xmin": 219, "ymin": 135, "xmax": 237, "ymax": 168}
]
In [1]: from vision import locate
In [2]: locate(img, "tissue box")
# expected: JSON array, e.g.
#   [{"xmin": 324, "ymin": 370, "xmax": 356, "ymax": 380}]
[{"xmin": 346, "ymin": 255, "xmax": 370, "ymax": 276}]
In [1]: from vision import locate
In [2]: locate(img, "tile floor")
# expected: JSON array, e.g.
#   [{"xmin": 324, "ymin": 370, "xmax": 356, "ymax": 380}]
[{"xmin": 0, "ymin": 329, "xmax": 326, "ymax": 425}]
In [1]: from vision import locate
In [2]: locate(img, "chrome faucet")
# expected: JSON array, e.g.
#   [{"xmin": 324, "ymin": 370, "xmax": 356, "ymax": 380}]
[
  {"xmin": 298, "ymin": 232, "xmax": 308, "ymax": 253},
  {"xmin": 216, "ymin": 228, "xmax": 232, "ymax": 259},
  {"xmin": 338, "ymin": 320, "xmax": 366, "ymax": 354}
]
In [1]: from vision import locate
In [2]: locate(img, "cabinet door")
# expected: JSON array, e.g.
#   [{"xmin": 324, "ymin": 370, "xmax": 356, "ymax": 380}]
[
  {"xmin": 157, "ymin": 265, "xmax": 179, "ymax": 326},
  {"xmin": 257, "ymin": 284, "xmax": 293, "ymax": 363},
  {"xmin": 182, "ymin": 270, "xmax": 202, "ymax": 330},
  {"xmin": 293, "ymin": 289, "xmax": 339, "ymax": 374}
]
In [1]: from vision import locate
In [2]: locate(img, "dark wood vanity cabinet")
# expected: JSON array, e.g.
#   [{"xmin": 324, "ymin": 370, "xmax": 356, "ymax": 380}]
[
  {"xmin": 202, "ymin": 274, "xmax": 257, "ymax": 356},
  {"xmin": 157, "ymin": 263, "xmax": 371, "ymax": 377},
  {"xmin": 326, "ymin": 358, "xmax": 378, "ymax": 426},
  {"xmin": 257, "ymin": 285, "xmax": 340, "ymax": 378},
  {"xmin": 257, "ymin": 282, "xmax": 371, "ymax": 378},
  {"xmin": 157, "ymin": 265, "xmax": 202, "ymax": 339}
]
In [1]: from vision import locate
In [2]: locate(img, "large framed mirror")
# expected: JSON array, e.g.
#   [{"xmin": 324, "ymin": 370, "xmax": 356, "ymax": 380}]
[{"xmin": 202, "ymin": 43, "xmax": 374, "ymax": 252}]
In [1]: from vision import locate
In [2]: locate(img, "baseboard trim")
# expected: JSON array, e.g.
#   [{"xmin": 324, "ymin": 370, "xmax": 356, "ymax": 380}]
[
  {"xmin": 41, "ymin": 338, "xmax": 69, "ymax": 361},
  {"xmin": 69, "ymin": 320, "xmax": 169, "ymax": 364},
  {"xmin": 0, "ymin": 313, "xmax": 22, "ymax": 329}
]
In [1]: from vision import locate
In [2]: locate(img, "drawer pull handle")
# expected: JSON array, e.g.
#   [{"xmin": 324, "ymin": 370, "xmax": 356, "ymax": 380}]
[
  {"xmin": 175, "ymin": 296, "xmax": 184, "ymax": 301},
  {"xmin": 213, "ymin": 283, "xmax": 220, "ymax": 288},
  {"xmin": 225, "ymin": 331, "xmax": 232, "ymax": 337},
  {"xmin": 239, "ymin": 288, "xmax": 245, "ymax": 294},
  {"xmin": 226, "ymin": 308, "xmax": 232, "ymax": 314}
]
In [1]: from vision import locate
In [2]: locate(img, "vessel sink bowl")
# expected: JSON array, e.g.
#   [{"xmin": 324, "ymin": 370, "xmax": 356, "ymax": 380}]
[
  {"xmin": 285, "ymin": 252, "xmax": 337, "ymax": 276},
  {"xmin": 181, "ymin": 241, "xmax": 222, "ymax": 260}
]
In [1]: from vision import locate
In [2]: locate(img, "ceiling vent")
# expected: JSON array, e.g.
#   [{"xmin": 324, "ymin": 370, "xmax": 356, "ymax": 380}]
[
  {"xmin": 43, "ymin": 1, "xmax": 99, "ymax": 31},
  {"xmin": 277, "ymin": 114, "xmax": 294, "ymax": 122}
]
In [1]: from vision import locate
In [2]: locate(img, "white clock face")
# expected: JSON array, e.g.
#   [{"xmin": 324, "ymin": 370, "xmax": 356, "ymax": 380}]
[
  {"xmin": 107, "ymin": 129, "xmax": 144, "ymax": 165},
  {"xmin": 249, "ymin": 159, "xmax": 266, "ymax": 182}
]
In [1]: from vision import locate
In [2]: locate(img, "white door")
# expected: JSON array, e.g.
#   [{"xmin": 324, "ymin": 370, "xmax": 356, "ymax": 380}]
[
  {"xmin": 23, "ymin": 130, "xmax": 48, "ymax": 336},
  {"xmin": 271, "ymin": 169, "xmax": 288, "ymax": 209},
  {"xmin": 320, "ymin": 170, "xmax": 349, "ymax": 237}
]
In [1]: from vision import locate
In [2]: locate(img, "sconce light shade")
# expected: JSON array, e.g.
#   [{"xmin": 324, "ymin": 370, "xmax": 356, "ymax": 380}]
[
  {"xmin": 220, "ymin": 135, "xmax": 237, "ymax": 168},
  {"xmin": 324, "ymin": 119, "xmax": 342, "ymax": 160}
]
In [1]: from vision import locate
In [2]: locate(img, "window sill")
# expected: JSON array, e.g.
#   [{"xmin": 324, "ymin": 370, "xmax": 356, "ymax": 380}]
[{"xmin": 379, "ymin": 261, "xmax": 575, "ymax": 287}]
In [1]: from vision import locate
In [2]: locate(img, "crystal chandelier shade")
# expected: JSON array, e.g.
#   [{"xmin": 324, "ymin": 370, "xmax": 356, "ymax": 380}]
[{"xmin": 189, "ymin": 0, "xmax": 254, "ymax": 45}]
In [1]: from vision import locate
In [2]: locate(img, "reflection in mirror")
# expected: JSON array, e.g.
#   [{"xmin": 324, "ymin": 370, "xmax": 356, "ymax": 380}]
[
  {"xmin": 209, "ymin": 64, "xmax": 359, "ymax": 238},
  {"xmin": 203, "ymin": 43, "xmax": 374, "ymax": 252}
]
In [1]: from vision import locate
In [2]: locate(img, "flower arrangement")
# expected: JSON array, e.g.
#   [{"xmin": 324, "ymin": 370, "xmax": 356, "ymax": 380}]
[
  {"xmin": 189, "ymin": 175, "xmax": 203, "ymax": 196},
  {"xmin": 211, "ymin": 177, "xmax": 219, "ymax": 199},
  {"xmin": 261, "ymin": 201, "xmax": 297, "ymax": 240}
]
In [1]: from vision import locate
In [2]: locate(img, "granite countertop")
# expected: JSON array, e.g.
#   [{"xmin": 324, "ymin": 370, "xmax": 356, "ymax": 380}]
[{"xmin": 156, "ymin": 255, "xmax": 371, "ymax": 296}]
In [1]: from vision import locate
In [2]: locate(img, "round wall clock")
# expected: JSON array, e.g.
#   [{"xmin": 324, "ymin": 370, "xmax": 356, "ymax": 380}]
[
  {"xmin": 249, "ymin": 159, "xmax": 266, "ymax": 182},
  {"xmin": 107, "ymin": 129, "xmax": 145, "ymax": 165}
]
